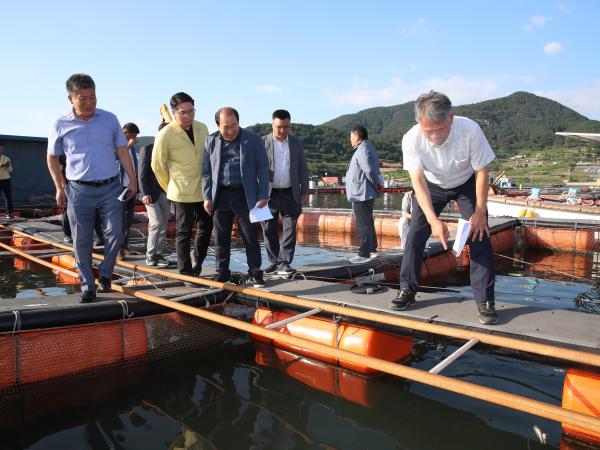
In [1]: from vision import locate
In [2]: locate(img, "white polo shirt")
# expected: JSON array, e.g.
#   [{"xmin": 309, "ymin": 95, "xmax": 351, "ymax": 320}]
[{"xmin": 402, "ymin": 116, "xmax": 495, "ymax": 189}]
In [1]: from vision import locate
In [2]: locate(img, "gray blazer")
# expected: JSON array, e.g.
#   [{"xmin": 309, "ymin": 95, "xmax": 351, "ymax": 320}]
[
  {"xmin": 202, "ymin": 128, "xmax": 269, "ymax": 210},
  {"xmin": 262, "ymin": 133, "xmax": 309, "ymax": 206},
  {"xmin": 345, "ymin": 140, "xmax": 382, "ymax": 202}
]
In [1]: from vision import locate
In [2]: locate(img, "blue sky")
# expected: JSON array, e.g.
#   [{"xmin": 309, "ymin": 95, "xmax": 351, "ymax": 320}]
[{"xmin": 2, "ymin": 0, "xmax": 599, "ymax": 137}]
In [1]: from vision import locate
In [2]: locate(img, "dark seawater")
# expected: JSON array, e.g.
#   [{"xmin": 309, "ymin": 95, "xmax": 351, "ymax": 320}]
[{"xmin": 0, "ymin": 337, "xmax": 565, "ymax": 450}]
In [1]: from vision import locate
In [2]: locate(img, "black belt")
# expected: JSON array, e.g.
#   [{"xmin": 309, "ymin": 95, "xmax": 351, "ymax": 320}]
[
  {"xmin": 219, "ymin": 184, "xmax": 243, "ymax": 192},
  {"xmin": 271, "ymin": 187, "xmax": 291, "ymax": 192},
  {"xmin": 71, "ymin": 175, "xmax": 118, "ymax": 187}
]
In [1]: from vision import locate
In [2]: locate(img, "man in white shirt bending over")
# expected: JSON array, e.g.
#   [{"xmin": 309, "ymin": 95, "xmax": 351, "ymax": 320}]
[{"xmin": 392, "ymin": 91, "xmax": 498, "ymax": 325}]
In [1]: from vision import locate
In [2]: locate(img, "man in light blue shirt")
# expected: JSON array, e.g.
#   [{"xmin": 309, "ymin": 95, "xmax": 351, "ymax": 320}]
[{"xmin": 47, "ymin": 73, "xmax": 137, "ymax": 303}]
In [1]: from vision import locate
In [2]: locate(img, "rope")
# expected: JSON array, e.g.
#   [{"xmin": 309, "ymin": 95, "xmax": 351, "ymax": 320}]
[
  {"xmin": 11, "ymin": 310, "xmax": 21, "ymax": 334},
  {"xmin": 118, "ymin": 300, "xmax": 134, "ymax": 319}
]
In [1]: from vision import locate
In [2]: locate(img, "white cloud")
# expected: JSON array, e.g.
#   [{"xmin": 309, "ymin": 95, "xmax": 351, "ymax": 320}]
[
  {"xmin": 253, "ymin": 84, "xmax": 282, "ymax": 93},
  {"xmin": 525, "ymin": 15, "xmax": 554, "ymax": 32},
  {"xmin": 324, "ymin": 76, "xmax": 507, "ymax": 108},
  {"xmin": 558, "ymin": 2, "xmax": 568, "ymax": 12},
  {"xmin": 544, "ymin": 42, "xmax": 564, "ymax": 55},
  {"xmin": 536, "ymin": 81, "xmax": 600, "ymax": 120}
]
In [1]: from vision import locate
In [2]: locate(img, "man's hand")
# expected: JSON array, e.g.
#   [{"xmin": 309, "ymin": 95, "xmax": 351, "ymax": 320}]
[
  {"xmin": 257, "ymin": 199, "xmax": 268, "ymax": 208},
  {"xmin": 127, "ymin": 137, "xmax": 137, "ymax": 148},
  {"xmin": 126, "ymin": 180, "xmax": 138, "ymax": 201},
  {"xmin": 142, "ymin": 195, "xmax": 152, "ymax": 205},
  {"xmin": 430, "ymin": 217, "xmax": 450, "ymax": 250},
  {"xmin": 204, "ymin": 200, "xmax": 213, "ymax": 215},
  {"xmin": 469, "ymin": 207, "xmax": 490, "ymax": 241},
  {"xmin": 55, "ymin": 187, "xmax": 67, "ymax": 208}
]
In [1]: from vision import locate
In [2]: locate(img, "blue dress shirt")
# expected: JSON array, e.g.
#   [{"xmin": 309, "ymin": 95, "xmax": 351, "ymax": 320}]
[{"xmin": 48, "ymin": 108, "xmax": 127, "ymax": 181}]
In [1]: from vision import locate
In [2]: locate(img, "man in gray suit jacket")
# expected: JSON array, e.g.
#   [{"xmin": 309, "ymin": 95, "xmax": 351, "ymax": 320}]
[
  {"xmin": 202, "ymin": 107, "xmax": 270, "ymax": 288},
  {"xmin": 346, "ymin": 125, "xmax": 383, "ymax": 264},
  {"xmin": 262, "ymin": 109, "xmax": 309, "ymax": 276}
]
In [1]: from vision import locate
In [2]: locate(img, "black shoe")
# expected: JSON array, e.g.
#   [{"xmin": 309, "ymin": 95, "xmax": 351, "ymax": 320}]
[
  {"xmin": 264, "ymin": 264, "xmax": 278, "ymax": 274},
  {"xmin": 155, "ymin": 255, "xmax": 174, "ymax": 268},
  {"xmin": 390, "ymin": 289, "xmax": 416, "ymax": 311},
  {"xmin": 192, "ymin": 265, "xmax": 202, "ymax": 277},
  {"xmin": 79, "ymin": 290, "xmax": 96, "ymax": 303},
  {"xmin": 277, "ymin": 265, "xmax": 296, "ymax": 276},
  {"xmin": 63, "ymin": 236, "xmax": 73, "ymax": 245},
  {"xmin": 243, "ymin": 274, "xmax": 266, "ymax": 288},
  {"xmin": 478, "ymin": 301, "xmax": 499, "ymax": 325},
  {"xmin": 216, "ymin": 273, "xmax": 231, "ymax": 283},
  {"xmin": 97, "ymin": 276, "xmax": 112, "ymax": 293}
]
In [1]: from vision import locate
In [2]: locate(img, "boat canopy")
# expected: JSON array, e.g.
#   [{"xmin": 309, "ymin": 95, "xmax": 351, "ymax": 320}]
[{"xmin": 556, "ymin": 132, "xmax": 600, "ymax": 143}]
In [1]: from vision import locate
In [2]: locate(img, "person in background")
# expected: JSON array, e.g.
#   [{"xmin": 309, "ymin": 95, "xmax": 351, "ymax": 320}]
[
  {"xmin": 151, "ymin": 92, "xmax": 212, "ymax": 278},
  {"xmin": 399, "ymin": 189, "xmax": 414, "ymax": 250},
  {"xmin": 392, "ymin": 90, "xmax": 498, "ymax": 325},
  {"xmin": 118, "ymin": 122, "xmax": 140, "ymax": 259},
  {"xmin": 138, "ymin": 121, "xmax": 173, "ymax": 267},
  {"xmin": 0, "ymin": 143, "xmax": 14, "ymax": 218},
  {"xmin": 261, "ymin": 109, "xmax": 309, "ymax": 276},
  {"xmin": 345, "ymin": 125, "xmax": 383, "ymax": 264},
  {"xmin": 202, "ymin": 107, "xmax": 269, "ymax": 288},
  {"xmin": 47, "ymin": 73, "xmax": 137, "ymax": 303}
]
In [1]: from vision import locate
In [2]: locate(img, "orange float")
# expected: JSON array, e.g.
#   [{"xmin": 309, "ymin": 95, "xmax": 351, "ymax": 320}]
[
  {"xmin": 562, "ymin": 368, "xmax": 600, "ymax": 445},
  {"xmin": 252, "ymin": 307, "xmax": 413, "ymax": 375},
  {"xmin": 524, "ymin": 226, "xmax": 597, "ymax": 252},
  {"xmin": 254, "ymin": 342, "xmax": 382, "ymax": 407}
]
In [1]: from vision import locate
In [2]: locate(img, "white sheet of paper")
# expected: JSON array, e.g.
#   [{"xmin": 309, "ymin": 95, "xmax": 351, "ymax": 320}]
[
  {"xmin": 452, "ymin": 218, "xmax": 471, "ymax": 257},
  {"xmin": 249, "ymin": 204, "xmax": 273, "ymax": 223}
]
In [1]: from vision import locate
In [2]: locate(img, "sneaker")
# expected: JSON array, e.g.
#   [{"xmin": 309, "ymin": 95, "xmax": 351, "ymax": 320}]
[
  {"xmin": 216, "ymin": 273, "xmax": 231, "ymax": 283},
  {"xmin": 63, "ymin": 236, "xmax": 73, "ymax": 245},
  {"xmin": 243, "ymin": 274, "xmax": 266, "ymax": 288},
  {"xmin": 390, "ymin": 289, "xmax": 416, "ymax": 311},
  {"xmin": 477, "ymin": 301, "xmax": 499, "ymax": 325},
  {"xmin": 146, "ymin": 256, "xmax": 157, "ymax": 266},
  {"xmin": 370, "ymin": 252, "xmax": 379, "ymax": 259},
  {"xmin": 78, "ymin": 290, "xmax": 96, "ymax": 303},
  {"xmin": 97, "ymin": 276, "xmax": 112, "ymax": 293},
  {"xmin": 349, "ymin": 255, "xmax": 371, "ymax": 264},
  {"xmin": 264, "ymin": 264, "xmax": 278, "ymax": 274},
  {"xmin": 277, "ymin": 265, "xmax": 296, "ymax": 276},
  {"xmin": 94, "ymin": 239, "xmax": 105, "ymax": 247},
  {"xmin": 6, "ymin": 213, "xmax": 14, "ymax": 219},
  {"xmin": 155, "ymin": 255, "xmax": 174, "ymax": 268}
]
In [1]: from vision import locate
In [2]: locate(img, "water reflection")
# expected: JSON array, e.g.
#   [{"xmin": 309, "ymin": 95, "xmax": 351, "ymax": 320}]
[{"xmin": 0, "ymin": 340, "xmax": 564, "ymax": 449}]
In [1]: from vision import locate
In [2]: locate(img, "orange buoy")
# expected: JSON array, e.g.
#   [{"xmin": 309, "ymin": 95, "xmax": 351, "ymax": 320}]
[
  {"xmin": 562, "ymin": 368, "xmax": 600, "ymax": 445},
  {"xmin": 525, "ymin": 226, "xmax": 597, "ymax": 252},
  {"xmin": 252, "ymin": 307, "xmax": 413, "ymax": 375},
  {"xmin": 254, "ymin": 342, "xmax": 378, "ymax": 407}
]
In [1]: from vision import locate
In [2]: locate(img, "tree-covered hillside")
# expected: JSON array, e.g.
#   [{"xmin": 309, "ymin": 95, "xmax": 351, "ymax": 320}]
[{"xmin": 323, "ymin": 92, "xmax": 600, "ymax": 159}]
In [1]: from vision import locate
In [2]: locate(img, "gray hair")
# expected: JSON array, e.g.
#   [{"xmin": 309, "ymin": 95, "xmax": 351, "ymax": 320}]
[
  {"xmin": 66, "ymin": 74, "xmax": 95, "ymax": 95},
  {"xmin": 414, "ymin": 90, "xmax": 452, "ymax": 122}
]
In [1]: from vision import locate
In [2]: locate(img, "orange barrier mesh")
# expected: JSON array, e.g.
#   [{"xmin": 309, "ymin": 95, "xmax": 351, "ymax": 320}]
[{"xmin": 0, "ymin": 303, "xmax": 252, "ymax": 399}]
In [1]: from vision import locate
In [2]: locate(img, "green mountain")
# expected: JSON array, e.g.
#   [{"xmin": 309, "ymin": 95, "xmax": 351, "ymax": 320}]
[{"xmin": 322, "ymin": 91, "xmax": 600, "ymax": 159}]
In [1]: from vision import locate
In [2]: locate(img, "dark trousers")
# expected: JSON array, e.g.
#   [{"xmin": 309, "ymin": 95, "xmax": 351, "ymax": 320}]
[
  {"xmin": 214, "ymin": 188, "xmax": 261, "ymax": 277},
  {"xmin": 399, "ymin": 174, "xmax": 495, "ymax": 303},
  {"xmin": 174, "ymin": 201, "xmax": 213, "ymax": 275},
  {"xmin": 352, "ymin": 199, "xmax": 377, "ymax": 257},
  {"xmin": 0, "ymin": 179, "xmax": 13, "ymax": 214},
  {"xmin": 121, "ymin": 196, "xmax": 136, "ymax": 250},
  {"xmin": 62, "ymin": 208, "xmax": 104, "ymax": 241},
  {"xmin": 262, "ymin": 189, "xmax": 301, "ymax": 268}
]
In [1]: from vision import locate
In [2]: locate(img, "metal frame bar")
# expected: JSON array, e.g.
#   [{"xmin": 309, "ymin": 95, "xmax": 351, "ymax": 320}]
[
  {"xmin": 266, "ymin": 308, "xmax": 322, "ymax": 329},
  {"xmin": 429, "ymin": 338, "xmax": 480, "ymax": 374}
]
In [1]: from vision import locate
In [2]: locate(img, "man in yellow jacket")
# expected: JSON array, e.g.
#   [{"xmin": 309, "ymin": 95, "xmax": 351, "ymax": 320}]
[{"xmin": 151, "ymin": 92, "xmax": 212, "ymax": 277}]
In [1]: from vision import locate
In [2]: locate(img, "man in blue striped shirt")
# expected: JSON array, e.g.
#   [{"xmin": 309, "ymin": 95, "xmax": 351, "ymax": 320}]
[{"xmin": 47, "ymin": 74, "xmax": 137, "ymax": 303}]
